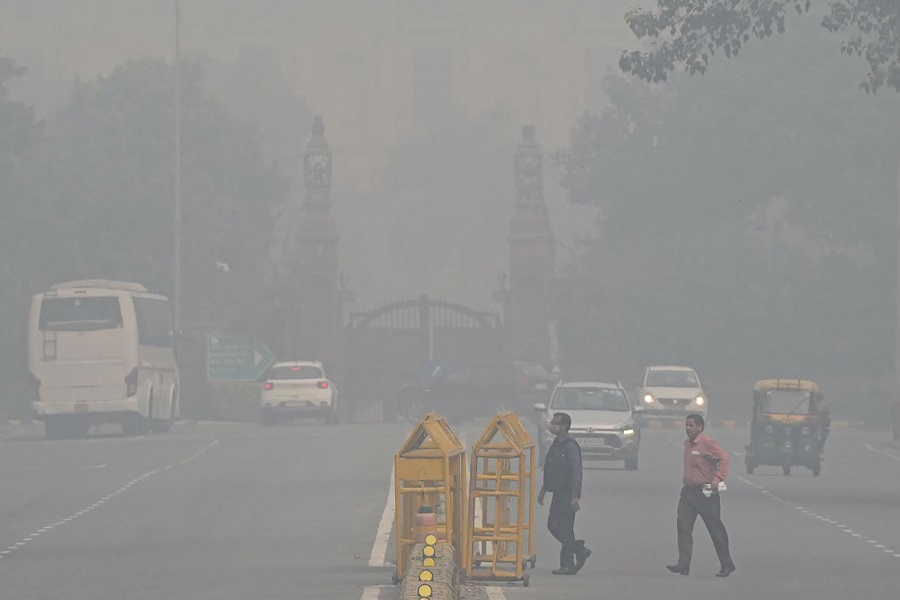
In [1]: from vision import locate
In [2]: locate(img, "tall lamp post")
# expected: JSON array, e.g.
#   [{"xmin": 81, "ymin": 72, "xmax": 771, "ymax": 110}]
[{"xmin": 173, "ymin": 0, "xmax": 182, "ymax": 338}]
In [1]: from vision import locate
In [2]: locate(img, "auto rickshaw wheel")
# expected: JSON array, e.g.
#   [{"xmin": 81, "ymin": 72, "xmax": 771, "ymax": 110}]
[{"xmin": 782, "ymin": 463, "xmax": 791, "ymax": 476}]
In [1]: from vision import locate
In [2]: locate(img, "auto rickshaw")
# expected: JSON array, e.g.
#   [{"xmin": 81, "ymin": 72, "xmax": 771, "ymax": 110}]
[{"xmin": 745, "ymin": 379, "xmax": 829, "ymax": 476}]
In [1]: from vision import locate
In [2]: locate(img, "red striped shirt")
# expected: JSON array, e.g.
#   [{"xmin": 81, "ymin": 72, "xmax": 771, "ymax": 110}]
[{"xmin": 683, "ymin": 433, "xmax": 730, "ymax": 487}]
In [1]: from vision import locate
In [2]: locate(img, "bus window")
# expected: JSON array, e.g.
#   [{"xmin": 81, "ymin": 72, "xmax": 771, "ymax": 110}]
[
  {"xmin": 39, "ymin": 297, "xmax": 122, "ymax": 332},
  {"xmin": 133, "ymin": 298, "xmax": 173, "ymax": 347}
]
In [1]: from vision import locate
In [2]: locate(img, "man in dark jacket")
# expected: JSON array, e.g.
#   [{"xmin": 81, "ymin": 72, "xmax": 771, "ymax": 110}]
[{"xmin": 537, "ymin": 412, "xmax": 590, "ymax": 574}]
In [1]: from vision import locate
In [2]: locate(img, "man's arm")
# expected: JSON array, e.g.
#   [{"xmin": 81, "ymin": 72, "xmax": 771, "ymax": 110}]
[
  {"xmin": 567, "ymin": 440, "xmax": 583, "ymax": 500},
  {"xmin": 707, "ymin": 439, "xmax": 730, "ymax": 485}
]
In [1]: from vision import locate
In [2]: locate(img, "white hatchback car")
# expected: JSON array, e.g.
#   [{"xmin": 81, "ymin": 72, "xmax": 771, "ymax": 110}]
[{"xmin": 259, "ymin": 361, "xmax": 339, "ymax": 425}]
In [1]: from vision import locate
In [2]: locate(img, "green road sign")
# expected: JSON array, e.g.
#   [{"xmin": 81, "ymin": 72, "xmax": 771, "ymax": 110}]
[{"xmin": 207, "ymin": 335, "xmax": 276, "ymax": 382}]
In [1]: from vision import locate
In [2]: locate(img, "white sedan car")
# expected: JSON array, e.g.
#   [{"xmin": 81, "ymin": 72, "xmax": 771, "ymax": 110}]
[
  {"xmin": 259, "ymin": 361, "xmax": 339, "ymax": 425},
  {"xmin": 635, "ymin": 365, "xmax": 707, "ymax": 422}
]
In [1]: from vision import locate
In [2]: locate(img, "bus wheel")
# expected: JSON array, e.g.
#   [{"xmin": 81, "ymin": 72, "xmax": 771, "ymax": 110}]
[{"xmin": 122, "ymin": 414, "xmax": 149, "ymax": 436}]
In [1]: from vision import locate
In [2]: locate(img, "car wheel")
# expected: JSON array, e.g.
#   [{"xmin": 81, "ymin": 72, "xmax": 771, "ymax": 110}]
[{"xmin": 624, "ymin": 454, "xmax": 639, "ymax": 471}]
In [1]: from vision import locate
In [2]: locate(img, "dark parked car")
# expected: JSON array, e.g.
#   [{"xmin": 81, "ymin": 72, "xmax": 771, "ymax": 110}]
[{"xmin": 398, "ymin": 360, "xmax": 557, "ymax": 423}]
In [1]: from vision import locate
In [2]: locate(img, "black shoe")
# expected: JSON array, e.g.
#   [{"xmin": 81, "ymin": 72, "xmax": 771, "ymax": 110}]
[
  {"xmin": 666, "ymin": 564, "xmax": 690, "ymax": 575},
  {"xmin": 573, "ymin": 548, "xmax": 592, "ymax": 572},
  {"xmin": 552, "ymin": 567, "xmax": 576, "ymax": 575},
  {"xmin": 715, "ymin": 564, "xmax": 736, "ymax": 578}
]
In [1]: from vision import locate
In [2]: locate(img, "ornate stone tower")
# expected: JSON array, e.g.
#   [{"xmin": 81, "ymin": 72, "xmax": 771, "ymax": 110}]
[
  {"xmin": 507, "ymin": 125, "xmax": 556, "ymax": 368},
  {"xmin": 294, "ymin": 116, "xmax": 341, "ymax": 372}
]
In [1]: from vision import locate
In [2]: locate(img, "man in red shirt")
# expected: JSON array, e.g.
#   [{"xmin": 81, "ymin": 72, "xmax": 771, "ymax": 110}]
[{"xmin": 666, "ymin": 413, "xmax": 736, "ymax": 577}]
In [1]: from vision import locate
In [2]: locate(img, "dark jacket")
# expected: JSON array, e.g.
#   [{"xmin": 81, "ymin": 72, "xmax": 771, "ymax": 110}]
[{"xmin": 542, "ymin": 432, "xmax": 583, "ymax": 499}]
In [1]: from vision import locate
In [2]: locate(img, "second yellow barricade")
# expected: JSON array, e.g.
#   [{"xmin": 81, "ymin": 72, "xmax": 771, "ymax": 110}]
[{"xmin": 464, "ymin": 412, "xmax": 536, "ymax": 587}]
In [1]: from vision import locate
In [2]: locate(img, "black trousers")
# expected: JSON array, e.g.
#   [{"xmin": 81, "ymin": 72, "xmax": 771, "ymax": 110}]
[
  {"xmin": 676, "ymin": 486, "xmax": 734, "ymax": 569},
  {"xmin": 548, "ymin": 490, "xmax": 584, "ymax": 568}
]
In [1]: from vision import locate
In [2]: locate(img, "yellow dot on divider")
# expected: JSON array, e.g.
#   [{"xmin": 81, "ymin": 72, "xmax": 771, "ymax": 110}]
[
  {"xmin": 422, "ymin": 557, "xmax": 436, "ymax": 567},
  {"xmin": 419, "ymin": 569, "xmax": 433, "ymax": 582},
  {"xmin": 417, "ymin": 583, "xmax": 433, "ymax": 597},
  {"xmin": 424, "ymin": 534, "xmax": 437, "ymax": 545},
  {"xmin": 423, "ymin": 545, "xmax": 435, "ymax": 557}
]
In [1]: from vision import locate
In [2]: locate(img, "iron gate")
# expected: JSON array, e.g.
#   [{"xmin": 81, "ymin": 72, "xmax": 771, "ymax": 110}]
[{"xmin": 345, "ymin": 295, "xmax": 504, "ymax": 421}]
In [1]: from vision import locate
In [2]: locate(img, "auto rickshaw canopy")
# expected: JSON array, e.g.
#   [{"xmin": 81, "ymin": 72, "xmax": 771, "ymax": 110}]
[{"xmin": 753, "ymin": 379, "xmax": 821, "ymax": 395}]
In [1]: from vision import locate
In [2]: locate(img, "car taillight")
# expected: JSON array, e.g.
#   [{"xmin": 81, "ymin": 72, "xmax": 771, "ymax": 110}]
[
  {"xmin": 318, "ymin": 381, "xmax": 329, "ymax": 389},
  {"xmin": 124, "ymin": 367, "xmax": 138, "ymax": 397},
  {"xmin": 264, "ymin": 382, "xmax": 274, "ymax": 390}
]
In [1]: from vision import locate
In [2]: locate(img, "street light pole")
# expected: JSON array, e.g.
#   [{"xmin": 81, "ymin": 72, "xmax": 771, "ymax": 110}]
[{"xmin": 174, "ymin": 0, "xmax": 182, "ymax": 337}]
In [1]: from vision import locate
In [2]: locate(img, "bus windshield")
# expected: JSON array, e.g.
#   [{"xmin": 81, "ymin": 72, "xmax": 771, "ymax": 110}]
[{"xmin": 39, "ymin": 297, "xmax": 123, "ymax": 332}]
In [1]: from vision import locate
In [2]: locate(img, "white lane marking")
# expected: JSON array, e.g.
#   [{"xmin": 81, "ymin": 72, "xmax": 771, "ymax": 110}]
[
  {"xmin": 864, "ymin": 443, "xmax": 900, "ymax": 462},
  {"xmin": 733, "ymin": 471, "xmax": 900, "ymax": 559},
  {"xmin": 368, "ymin": 465, "xmax": 395, "ymax": 568},
  {"xmin": 359, "ymin": 586, "xmax": 382, "ymax": 599},
  {"xmin": 486, "ymin": 586, "xmax": 508, "ymax": 599},
  {"xmin": 0, "ymin": 440, "xmax": 218, "ymax": 561},
  {"xmin": 669, "ymin": 437, "xmax": 900, "ymax": 561}
]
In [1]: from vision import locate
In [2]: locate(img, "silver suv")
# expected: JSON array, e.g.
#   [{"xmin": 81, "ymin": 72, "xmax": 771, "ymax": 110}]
[
  {"xmin": 534, "ymin": 381, "xmax": 640, "ymax": 470},
  {"xmin": 636, "ymin": 365, "xmax": 707, "ymax": 422}
]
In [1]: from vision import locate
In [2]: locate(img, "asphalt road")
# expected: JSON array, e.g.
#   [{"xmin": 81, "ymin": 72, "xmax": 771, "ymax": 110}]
[{"xmin": 1, "ymin": 418, "xmax": 898, "ymax": 600}]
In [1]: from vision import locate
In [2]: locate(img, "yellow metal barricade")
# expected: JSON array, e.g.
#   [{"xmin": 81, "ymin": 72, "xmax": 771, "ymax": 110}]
[
  {"xmin": 394, "ymin": 411, "xmax": 467, "ymax": 583},
  {"xmin": 465, "ymin": 412, "xmax": 536, "ymax": 586}
]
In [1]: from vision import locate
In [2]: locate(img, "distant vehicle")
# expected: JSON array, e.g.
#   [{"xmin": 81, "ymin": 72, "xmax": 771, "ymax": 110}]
[
  {"xmin": 534, "ymin": 381, "xmax": 640, "ymax": 470},
  {"xmin": 745, "ymin": 378, "xmax": 828, "ymax": 476},
  {"xmin": 635, "ymin": 365, "xmax": 707, "ymax": 421},
  {"xmin": 259, "ymin": 360, "xmax": 339, "ymax": 425},
  {"xmin": 398, "ymin": 360, "xmax": 556, "ymax": 423},
  {"xmin": 28, "ymin": 279, "xmax": 179, "ymax": 439}
]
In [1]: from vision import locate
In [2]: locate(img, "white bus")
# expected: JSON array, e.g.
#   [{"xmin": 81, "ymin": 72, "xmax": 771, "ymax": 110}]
[{"xmin": 28, "ymin": 280, "xmax": 179, "ymax": 439}]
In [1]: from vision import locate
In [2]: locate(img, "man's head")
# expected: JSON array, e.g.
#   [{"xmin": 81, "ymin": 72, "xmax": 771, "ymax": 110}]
[
  {"xmin": 685, "ymin": 413, "xmax": 705, "ymax": 441},
  {"xmin": 550, "ymin": 412, "xmax": 571, "ymax": 437}
]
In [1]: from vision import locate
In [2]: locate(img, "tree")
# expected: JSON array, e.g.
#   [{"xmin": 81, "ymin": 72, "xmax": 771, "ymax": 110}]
[
  {"xmin": 555, "ymin": 21, "xmax": 900, "ymax": 393},
  {"xmin": 620, "ymin": 1, "xmax": 900, "ymax": 93},
  {"xmin": 42, "ymin": 57, "xmax": 287, "ymax": 329},
  {"xmin": 0, "ymin": 50, "xmax": 46, "ymax": 394}
]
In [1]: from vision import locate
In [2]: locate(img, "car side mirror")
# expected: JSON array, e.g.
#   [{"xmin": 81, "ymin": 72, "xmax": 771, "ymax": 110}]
[{"xmin": 533, "ymin": 402, "xmax": 547, "ymax": 412}]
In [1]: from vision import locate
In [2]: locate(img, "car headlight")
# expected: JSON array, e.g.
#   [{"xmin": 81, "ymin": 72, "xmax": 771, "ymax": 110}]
[
  {"xmin": 643, "ymin": 394, "xmax": 654, "ymax": 404},
  {"xmin": 694, "ymin": 395, "xmax": 705, "ymax": 406},
  {"xmin": 622, "ymin": 428, "xmax": 635, "ymax": 436}
]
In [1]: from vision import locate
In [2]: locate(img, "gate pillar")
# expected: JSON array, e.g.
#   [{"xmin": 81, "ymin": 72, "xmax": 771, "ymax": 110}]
[
  {"xmin": 293, "ymin": 116, "xmax": 344, "ymax": 375},
  {"xmin": 507, "ymin": 125, "xmax": 555, "ymax": 369}
]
